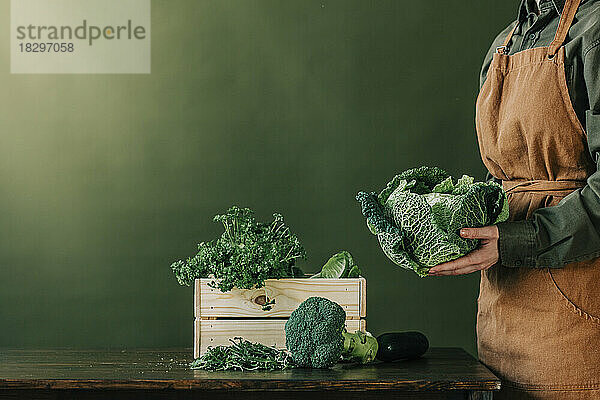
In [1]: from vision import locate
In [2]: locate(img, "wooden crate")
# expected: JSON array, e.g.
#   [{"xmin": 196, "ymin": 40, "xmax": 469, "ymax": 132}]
[{"xmin": 194, "ymin": 277, "xmax": 366, "ymax": 358}]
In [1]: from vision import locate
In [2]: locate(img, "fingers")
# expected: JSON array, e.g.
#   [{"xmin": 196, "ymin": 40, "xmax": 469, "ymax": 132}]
[
  {"xmin": 428, "ymin": 253, "xmax": 478, "ymax": 275},
  {"xmin": 459, "ymin": 226, "xmax": 499, "ymax": 240},
  {"xmin": 429, "ymin": 261, "xmax": 493, "ymax": 276},
  {"xmin": 428, "ymin": 226, "xmax": 500, "ymax": 276},
  {"xmin": 442, "ymin": 264, "xmax": 486, "ymax": 276},
  {"xmin": 428, "ymin": 250, "xmax": 493, "ymax": 276}
]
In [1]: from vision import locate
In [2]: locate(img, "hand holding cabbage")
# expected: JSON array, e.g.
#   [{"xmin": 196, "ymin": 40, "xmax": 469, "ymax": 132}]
[{"xmin": 356, "ymin": 166, "xmax": 508, "ymax": 277}]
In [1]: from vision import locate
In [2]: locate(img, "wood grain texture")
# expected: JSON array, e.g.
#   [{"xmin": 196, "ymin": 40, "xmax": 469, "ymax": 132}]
[
  {"xmin": 0, "ymin": 389, "xmax": 472, "ymax": 399},
  {"xmin": 360, "ymin": 277, "xmax": 367, "ymax": 318},
  {"xmin": 0, "ymin": 348, "xmax": 501, "ymax": 392},
  {"xmin": 195, "ymin": 278, "xmax": 366, "ymax": 318},
  {"xmin": 194, "ymin": 318, "xmax": 365, "ymax": 357}
]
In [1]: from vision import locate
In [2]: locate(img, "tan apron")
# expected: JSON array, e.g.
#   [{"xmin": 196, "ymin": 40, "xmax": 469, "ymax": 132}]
[{"xmin": 475, "ymin": 0, "xmax": 600, "ymax": 398}]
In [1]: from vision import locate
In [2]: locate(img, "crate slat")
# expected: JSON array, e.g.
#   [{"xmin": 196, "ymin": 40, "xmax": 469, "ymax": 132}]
[
  {"xmin": 194, "ymin": 319, "xmax": 366, "ymax": 358},
  {"xmin": 195, "ymin": 278, "xmax": 366, "ymax": 319}
]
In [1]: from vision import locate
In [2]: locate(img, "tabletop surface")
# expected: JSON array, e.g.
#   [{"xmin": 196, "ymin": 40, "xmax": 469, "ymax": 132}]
[{"xmin": 0, "ymin": 347, "xmax": 501, "ymax": 392}]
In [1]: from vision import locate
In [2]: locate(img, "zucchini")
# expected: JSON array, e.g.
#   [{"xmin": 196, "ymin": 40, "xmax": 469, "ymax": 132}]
[{"xmin": 375, "ymin": 331, "xmax": 429, "ymax": 362}]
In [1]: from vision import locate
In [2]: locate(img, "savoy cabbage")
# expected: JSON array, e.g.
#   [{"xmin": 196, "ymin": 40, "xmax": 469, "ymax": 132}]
[{"xmin": 356, "ymin": 166, "xmax": 508, "ymax": 277}]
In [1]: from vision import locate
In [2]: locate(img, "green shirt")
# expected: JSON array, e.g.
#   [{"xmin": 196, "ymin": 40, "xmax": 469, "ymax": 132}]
[{"xmin": 479, "ymin": 0, "xmax": 600, "ymax": 268}]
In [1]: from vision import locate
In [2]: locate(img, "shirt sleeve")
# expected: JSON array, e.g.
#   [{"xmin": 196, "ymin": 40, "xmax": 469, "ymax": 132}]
[{"xmin": 497, "ymin": 43, "xmax": 600, "ymax": 268}]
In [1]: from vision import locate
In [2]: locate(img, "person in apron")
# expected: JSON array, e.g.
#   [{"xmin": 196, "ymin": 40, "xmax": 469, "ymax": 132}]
[{"xmin": 428, "ymin": 0, "xmax": 600, "ymax": 398}]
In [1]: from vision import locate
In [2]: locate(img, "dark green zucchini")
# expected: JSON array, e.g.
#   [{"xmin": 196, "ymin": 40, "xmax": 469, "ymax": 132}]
[{"xmin": 375, "ymin": 331, "xmax": 429, "ymax": 362}]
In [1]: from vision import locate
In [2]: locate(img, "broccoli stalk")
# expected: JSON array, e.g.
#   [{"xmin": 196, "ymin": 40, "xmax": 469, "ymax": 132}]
[
  {"xmin": 342, "ymin": 330, "xmax": 378, "ymax": 364},
  {"xmin": 284, "ymin": 297, "xmax": 378, "ymax": 368}
]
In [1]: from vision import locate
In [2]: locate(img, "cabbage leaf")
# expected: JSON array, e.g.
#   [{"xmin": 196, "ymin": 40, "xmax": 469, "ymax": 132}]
[{"xmin": 310, "ymin": 251, "xmax": 361, "ymax": 279}]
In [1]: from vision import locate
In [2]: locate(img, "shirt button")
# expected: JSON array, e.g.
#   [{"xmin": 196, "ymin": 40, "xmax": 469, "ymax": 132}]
[
  {"xmin": 529, "ymin": 33, "xmax": 536, "ymax": 40},
  {"xmin": 515, "ymin": 260, "xmax": 523, "ymax": 266}
]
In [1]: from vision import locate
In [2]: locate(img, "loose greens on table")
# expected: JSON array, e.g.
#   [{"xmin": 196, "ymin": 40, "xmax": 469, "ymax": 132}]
[
  {"xmin": 356, "ymin": 166, "xmax": 508, "ymax": 277},
  {"xmin": 171, "ymin": 206, "xmax": 306, "ymax": 292},
  {"xmin": 191, "ymin": 338, "xmax": 293, "ymax": 371},
  {"xmin": 310, "ymin": 251, "xmax": 361, "ymax": 278}
]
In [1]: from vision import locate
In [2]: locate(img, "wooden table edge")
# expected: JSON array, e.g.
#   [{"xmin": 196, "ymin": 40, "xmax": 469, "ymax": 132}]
[{"xmin": 0, "ymin": 378, "xmax": 501, "ymax": 392}]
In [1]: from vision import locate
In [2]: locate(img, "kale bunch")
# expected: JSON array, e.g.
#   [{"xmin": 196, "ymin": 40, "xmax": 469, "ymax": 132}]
[
  {"xmin": 356, "ymin": 166, "xmax": 508, "ymax": 277},
  {"xmin": 171, "ymin": 206, "xmax": 306, "ymax": 291}
]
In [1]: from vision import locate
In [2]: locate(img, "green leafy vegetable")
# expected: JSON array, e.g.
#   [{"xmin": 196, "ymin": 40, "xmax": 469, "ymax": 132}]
[
  {"xmin": 285, "ymin": 297, "xmax": 378, "ymax": 368},
  {"xmin": 171, "ymin": 206, "xmax": 306, "ymax": 291},
  {"xmin": 191, "ymin": 338, "xmax": 293, "ymax": 371},
  {"xmin": 310, "ymin": 251, "xmax": 361, "ymax": 278},
  {"xmin": 356, "ymin": 166, "xmax": 508, "ymax": 277}
]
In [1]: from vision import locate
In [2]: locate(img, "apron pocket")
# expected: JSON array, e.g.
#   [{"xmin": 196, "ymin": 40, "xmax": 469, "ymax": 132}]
[{"xmin": 547, "ymin": 262, "xmax": 600, "ymax": 326}]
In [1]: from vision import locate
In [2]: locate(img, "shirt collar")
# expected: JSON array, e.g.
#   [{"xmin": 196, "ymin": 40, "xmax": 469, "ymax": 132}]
[{"xmin": 518, "ymin": 0, "xmax": 566, "ymax": 21}]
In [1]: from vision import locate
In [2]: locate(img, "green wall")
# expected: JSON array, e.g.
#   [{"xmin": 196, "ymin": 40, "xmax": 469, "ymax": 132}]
[{"xmin": 0, "ymin": 0, "xmax": 516, "ymax": 354}]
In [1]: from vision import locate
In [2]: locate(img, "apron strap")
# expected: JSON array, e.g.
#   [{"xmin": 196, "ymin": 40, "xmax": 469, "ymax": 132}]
[
  {"xmin": 496, "ymin": 23, "xmax": 519, "ymax": 54},
  {"xmin": 502, "ymin": 179, "xmax": 586, "ymax": 194},
  {"xmin": 548, "ymin": 0, "xmax": 581, "ymax": 56}
]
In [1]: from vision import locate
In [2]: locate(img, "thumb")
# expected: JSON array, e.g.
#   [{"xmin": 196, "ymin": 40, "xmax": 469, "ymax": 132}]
[{"xmin": 459, "ymin": 226, "xmax": 498, "ymax": 240}]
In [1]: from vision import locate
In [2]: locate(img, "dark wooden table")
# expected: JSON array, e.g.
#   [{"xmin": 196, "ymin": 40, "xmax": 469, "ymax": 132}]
[{"xmin": 0, "ymin": 347, "xmax": 500, "ymax": 400}]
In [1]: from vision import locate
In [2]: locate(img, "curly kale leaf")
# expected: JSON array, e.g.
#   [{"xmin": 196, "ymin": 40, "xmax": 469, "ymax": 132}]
[
  {"xmin": 357, "ymin": 167, "xmax": 509, "ymax": 277},
  {"xmin": 171, "ymin": 206, "xmax": 306, "ymax": 291}
]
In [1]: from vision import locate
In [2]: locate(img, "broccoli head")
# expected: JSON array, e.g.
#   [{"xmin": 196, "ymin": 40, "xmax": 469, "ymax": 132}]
[{"xmin": 285, "ymin": 296, "xmax": 378, "ymax": 368}]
